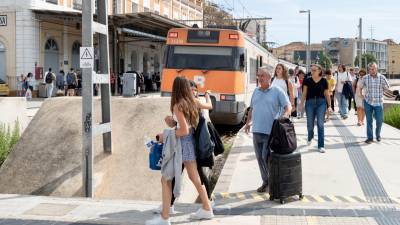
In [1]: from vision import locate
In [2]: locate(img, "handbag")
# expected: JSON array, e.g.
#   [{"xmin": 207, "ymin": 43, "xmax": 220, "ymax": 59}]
[{"xmin": 149, "ymin": 142, "xmax": 163, "ymax": 170}]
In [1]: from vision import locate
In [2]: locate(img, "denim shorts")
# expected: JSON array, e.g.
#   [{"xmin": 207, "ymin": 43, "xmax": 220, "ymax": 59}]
[{"xmin": 180, "ymin": 134, "xmax": 196, "ymax": 162}]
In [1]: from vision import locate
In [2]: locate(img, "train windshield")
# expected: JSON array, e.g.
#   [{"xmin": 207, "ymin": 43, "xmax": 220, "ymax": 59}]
[{"xmin": 165, "ymin": 46, "xmax": 244, "ymax": 71}]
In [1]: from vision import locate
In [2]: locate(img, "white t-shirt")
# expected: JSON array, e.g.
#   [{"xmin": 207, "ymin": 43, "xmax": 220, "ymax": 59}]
[
  {"xmin": 271, "ymin": 78, "xmax": 288, "ymax": 96},
  {"xmin": 335, "ymin": 72, "xmax": 352, "ymax": 93}
]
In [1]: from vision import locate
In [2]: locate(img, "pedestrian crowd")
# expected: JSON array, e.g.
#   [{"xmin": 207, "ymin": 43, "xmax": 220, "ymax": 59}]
[
  {"xmin": 145, "ymin": 62, "xmax": 390, "ymax": 225},
  {"xmin": 244, "ymin": 62, "xmax": 390, "ymax": 197}
]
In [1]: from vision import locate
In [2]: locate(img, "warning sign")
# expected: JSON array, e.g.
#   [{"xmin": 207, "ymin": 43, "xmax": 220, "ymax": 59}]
[{"xmin": 80, "ymin": 47, "xmax": 94, "ymax": 68}]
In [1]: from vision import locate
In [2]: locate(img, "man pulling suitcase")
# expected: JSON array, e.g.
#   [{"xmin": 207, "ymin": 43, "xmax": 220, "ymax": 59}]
[{"xmin": 245, "ymin": 67, "xmax": 292, "ymax": 193}]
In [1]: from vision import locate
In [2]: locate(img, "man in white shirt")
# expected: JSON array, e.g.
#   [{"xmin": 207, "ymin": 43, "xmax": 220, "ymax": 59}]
[{"xmin": 334, "ymin": 64, "xmax": 352, "ymax": 119}]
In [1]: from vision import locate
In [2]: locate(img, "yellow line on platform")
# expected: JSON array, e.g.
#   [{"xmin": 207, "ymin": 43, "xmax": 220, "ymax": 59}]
[
  {"xmin": 236, "ymin": 192, "xmax": 246, "ymax": 200},
  {"xmin": 326, "ymin": 195, "xmax": 340, "ymax": 202},
  {"xmin": 343, "ymin": 196, "xmax": 358, "ymax": 203},
  {"xmin": 250, "ymin": 192, "xmax": 264, "ymax": 200},
  {"xmin": 312, "ymin": 195, "xmax": 325, "ymax": 203}
]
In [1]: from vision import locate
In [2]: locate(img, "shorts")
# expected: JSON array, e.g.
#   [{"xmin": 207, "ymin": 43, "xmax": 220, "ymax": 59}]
[
  {"xmin": 180, "ymin": 134, "xmax": 196, "ymax": 162},
  {"xmin": 68, "ymin": 84, "xmax": 76, "ymax": 90},
  {"xmin": 355, "ymin": 95, "xmax": 364, "ymax": 108}
]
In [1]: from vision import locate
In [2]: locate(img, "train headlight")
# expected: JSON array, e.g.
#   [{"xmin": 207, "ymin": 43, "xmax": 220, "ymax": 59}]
[{"xmin": 220, "ymin": 94, "xmax": 235, "ymax": 101}]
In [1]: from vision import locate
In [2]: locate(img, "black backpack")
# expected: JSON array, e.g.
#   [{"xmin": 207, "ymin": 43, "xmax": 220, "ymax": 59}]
[
  {"xmin": 268, "ymin": 117, "xmax": 297, "ymax": 154},
  {"xmin": 194, "ymin": 114, "xmax": 215, "ymax": 160},
  {"xmin": 45, "ymin": 73, "xmax": 53, "ymax": 84},
  {"xmin": 207, "ymin": 121, "xmax": 224, "ymax": 156}
]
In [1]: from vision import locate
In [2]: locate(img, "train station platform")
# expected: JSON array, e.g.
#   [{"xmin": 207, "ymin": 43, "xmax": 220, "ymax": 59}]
[
  {"xmin": 1, "ymin": 111, "xmax": 400, "ymax": 225},
  {"xmin": 211, "ymin": 111, "xmax": 400, "ymax": 225}
]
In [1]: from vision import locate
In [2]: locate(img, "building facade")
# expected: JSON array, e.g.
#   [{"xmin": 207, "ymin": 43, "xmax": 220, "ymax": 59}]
[
  {"xmin": 0, "ymin": 0, "xmax": 203, "ymax": 93},
  {"xmin": 272, "ymin": 42, "xmax": 323, "ymax": 65},
  {"xmin": 384, "ymin": 39, "xmax": 400, "ymax": 78},
  {"xmin": 323, "ymin": 37, "xmax": 388, "ymax": 72}
]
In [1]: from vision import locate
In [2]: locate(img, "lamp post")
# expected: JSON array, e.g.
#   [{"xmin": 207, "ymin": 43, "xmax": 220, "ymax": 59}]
[{"xmin": 299, "ymin": 9, "xmax": 311, "ymax": 73}]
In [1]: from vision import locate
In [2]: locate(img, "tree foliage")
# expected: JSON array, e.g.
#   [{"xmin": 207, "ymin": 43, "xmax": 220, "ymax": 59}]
[
  {"xmin": 354, "ymin": 53, "xmax": 377, "ymax": 69},
  {"xmin": 318, "ymin": 52, "xmax": 332, "ymax": 70},
  {"xmin": 203, "ymin": 3, "xmax": 235, "ymax": 27}
]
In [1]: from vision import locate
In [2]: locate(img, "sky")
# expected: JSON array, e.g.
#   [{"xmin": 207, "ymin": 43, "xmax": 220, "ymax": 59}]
[{"xmin": 213, "ymin": 0, "xmax": 400, "ymax": 46}]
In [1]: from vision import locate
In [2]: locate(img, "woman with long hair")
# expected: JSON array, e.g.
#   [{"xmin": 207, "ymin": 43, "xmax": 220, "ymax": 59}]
[
  {"xmin": 299, "ymin": 65, "xmax": 331, "ymax": 153},
  {"xmin": 354, "ymin": 69, "xmax": 367, "ymax": 126},
  {"xmin": 146, "ymin": 76, "xmax": 213, "ymax": 225},
  {"xmin": 272, "ymin": 64, "xmax": 295, "ymax": 112},
  {"xmin": 334, "ymin": 64, "xmax": 352, "ymax": 119}
]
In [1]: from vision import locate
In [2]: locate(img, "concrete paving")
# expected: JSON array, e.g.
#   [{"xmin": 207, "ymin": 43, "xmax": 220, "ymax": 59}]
[
  {"xmin": 1, "ymin": 98, "xmax": 400, "ymax": 224},
  {"xmin": 212, "ymin": 110, "xmax": 400, "ymax": 225}
]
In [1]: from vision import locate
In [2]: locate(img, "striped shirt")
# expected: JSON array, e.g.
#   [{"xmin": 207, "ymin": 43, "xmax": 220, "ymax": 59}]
[{"xmin": 361, "ymin": 73, "xmax": 390, "ymax": 106}]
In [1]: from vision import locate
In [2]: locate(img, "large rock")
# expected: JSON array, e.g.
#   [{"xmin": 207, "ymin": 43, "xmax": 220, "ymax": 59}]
[{"xmin": 0, "ymin": 97, "xmax": 172, "ymax": 201}]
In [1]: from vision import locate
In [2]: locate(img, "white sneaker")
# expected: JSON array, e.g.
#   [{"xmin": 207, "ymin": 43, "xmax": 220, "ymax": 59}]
[
  {"xmin": 152, "ymin": 205, "xmax": 176, "ymax": 215},
  {"xmin": 190, "ymin": 208, "xmax": 214, "ymax": 220},
  {"xmin": 318, "ymin": 147, "xmax": 326, "ymax": 153},
  {"xmin": 210, "ymin": 199, "xmax": 216, "ymax": 208},
  {"xmin": 145, "ymin": 215, "xmax": 171, "ymax": 225},
  {"xmin": 307, "ymin": 140, "xmax": 312, "ymax": 146}
]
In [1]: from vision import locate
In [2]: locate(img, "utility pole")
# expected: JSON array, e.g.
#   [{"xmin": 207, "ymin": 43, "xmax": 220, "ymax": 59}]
[
  {"xmin": 81, "ymin": 0, "xmax": 113, "ymax": 198},
  {"xmin": 370, "ymin": 25, "xmax": 374, "ymax": 39},
  {"xmin": 299, "ymin": 10, "xmax": 311, "ymax": 73},
  {"xmin": 358, "ymin": 18, "xmax": 362, "ymax": 68}
]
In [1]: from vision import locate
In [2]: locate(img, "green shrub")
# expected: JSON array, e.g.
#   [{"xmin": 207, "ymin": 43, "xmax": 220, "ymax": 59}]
[
  {"xmin": 0, "ymin": 121, "xmax": 20, "ymax": 166},
  {"xmin": 384, "ymin": 105, "xmax": 400, "ymax": 129}
]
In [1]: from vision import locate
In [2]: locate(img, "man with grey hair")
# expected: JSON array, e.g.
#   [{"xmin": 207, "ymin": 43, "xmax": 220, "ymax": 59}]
[
  {"xmin": 245, "ymin": 67, "xmax": 292, "ymax": 192},
  {"xmin": 361, "ymin": 62, "xmax": 390, "ymax": 144}
]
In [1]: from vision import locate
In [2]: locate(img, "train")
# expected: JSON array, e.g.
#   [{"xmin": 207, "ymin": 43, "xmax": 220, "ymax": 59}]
[{"xmin": 160, "ymin": 27, "xmax": 303, "ymax": 125}]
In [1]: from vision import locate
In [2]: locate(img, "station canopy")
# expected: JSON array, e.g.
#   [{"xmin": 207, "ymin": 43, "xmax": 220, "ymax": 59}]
[{"xmin": 33, "ymin": 9, "xmax": 188, "ymax": 42}]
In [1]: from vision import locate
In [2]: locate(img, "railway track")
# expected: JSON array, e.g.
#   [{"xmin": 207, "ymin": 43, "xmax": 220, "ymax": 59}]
[{"xmin": 206, "ymin": 124, "xmax": 243, "ymax": 194}]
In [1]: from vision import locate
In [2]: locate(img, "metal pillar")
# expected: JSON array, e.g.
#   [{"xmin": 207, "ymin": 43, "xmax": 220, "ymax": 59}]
[
  {"xmin": 82, "ymin": 0, "xmax": 112, "ymax": 198},
  {"xmin": 307, "ymin": 11, "xmax": 310, "ymax": 73},
  {"xmin": 359, "ymin": 18, "xmax": 363, "ymax": 68}
]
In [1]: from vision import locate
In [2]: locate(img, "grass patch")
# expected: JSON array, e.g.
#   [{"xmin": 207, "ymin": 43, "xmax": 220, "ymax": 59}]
[
  {"xmin": 384, "ymin": 105, "xmax": 400, "ymax": 129},
  {"xmin": 0, "ymin": 121, "xmax": 20, "ymax": 167}
]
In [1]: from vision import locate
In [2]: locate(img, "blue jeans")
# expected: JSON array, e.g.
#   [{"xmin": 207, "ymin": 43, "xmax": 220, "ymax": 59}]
[
  {"xmin": 364, "ymin": 100, "xmax": 384, "ymax": 140},
  {"xmin": 305, "ymin": 97, "xmax": 327, "ymax": 148},
  {"xmin": 252, "ymin": 133, "xmax": 270, "ymax": 185},
  {"xmin": 336, "ymin": 92, "xmax": 348, "ymax": 117}
]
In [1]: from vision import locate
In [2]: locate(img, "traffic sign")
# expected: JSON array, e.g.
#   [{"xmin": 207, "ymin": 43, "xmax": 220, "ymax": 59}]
[{"xmin": 80, "ymin": 47, "xmax": 94, "ymax": 68}]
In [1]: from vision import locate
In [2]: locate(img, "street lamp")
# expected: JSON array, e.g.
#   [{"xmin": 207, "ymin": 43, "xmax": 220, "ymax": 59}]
[{"xmin": 299, "ymin": 9, "xmax": 311, "ymax": 73}]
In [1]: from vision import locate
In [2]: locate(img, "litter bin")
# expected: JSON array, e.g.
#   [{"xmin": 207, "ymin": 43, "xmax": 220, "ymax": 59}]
[
  {"xmin": 38, "ymin": 83, "xmax": 47, "ymax": 98},
  {"xmin": 123, "ymin": 72, "xmax": 137, "ymax": 97}
]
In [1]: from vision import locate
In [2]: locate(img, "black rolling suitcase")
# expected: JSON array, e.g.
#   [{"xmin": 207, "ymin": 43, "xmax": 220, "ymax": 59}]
[{"xmin": 269, "ymin": 151, "xmax": 303, "ymax": 204}]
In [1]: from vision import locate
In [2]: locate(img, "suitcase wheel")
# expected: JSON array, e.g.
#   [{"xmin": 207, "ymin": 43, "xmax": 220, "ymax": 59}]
[
  {"xmin": 269, "ymin": 195, "xmax": 274, "ymax": 201},
  {"xmin": 280, "ymin": 198, "xmax": 286, "ymax": 204},
  {"xmin": 299, "ymin": 194, "xmax": 304, "ymax": 200}
]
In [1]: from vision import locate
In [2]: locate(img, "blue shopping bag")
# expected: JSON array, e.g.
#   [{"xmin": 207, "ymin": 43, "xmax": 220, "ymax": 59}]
[{"xmin": 149, "ymin": 142, "xmax": 163, "ymax": 170}]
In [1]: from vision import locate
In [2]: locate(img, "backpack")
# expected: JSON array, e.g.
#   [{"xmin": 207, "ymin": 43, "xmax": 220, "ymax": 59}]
[
  {"xmin": 194, "ymin": 114, "xmax": 215, "ymax": 160},
  {"xmin": 66, "ymin": 72, "xmax": 76, "ymax": 85},
  {"xmin": 207, "ymin": 121, "xmax": 224, "ymax": 156},
  {"xmin": 268, "ymin": 117, "xmax": 297, "ymax": 154},
  {"xmin": 45, "ymin": 73, "xmax": 53, "ymax": 84}
]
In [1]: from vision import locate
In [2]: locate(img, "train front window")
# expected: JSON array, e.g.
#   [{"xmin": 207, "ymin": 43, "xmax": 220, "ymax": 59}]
[{"xmin": 165, "ymin": 46, "xmax": 243, "ymax": 71}]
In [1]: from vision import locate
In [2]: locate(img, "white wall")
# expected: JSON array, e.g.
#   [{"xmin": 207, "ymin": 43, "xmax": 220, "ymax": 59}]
[
  {"xmin": 0, "ymin": 97, "xmax": 28, "ymax": 133},
  {"xmin": 15, "ymin": 9, "xmax": 40, "ymax": 81}
]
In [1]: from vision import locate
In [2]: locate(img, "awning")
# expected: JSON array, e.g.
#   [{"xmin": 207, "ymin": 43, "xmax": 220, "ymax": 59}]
[
  {"xmin": 110, "ymin": 12, "xmax": 188, "ymax": 38},
  {"xmin": 32, "ymin": 9, "xmax": 188, "ymax": 42}
]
